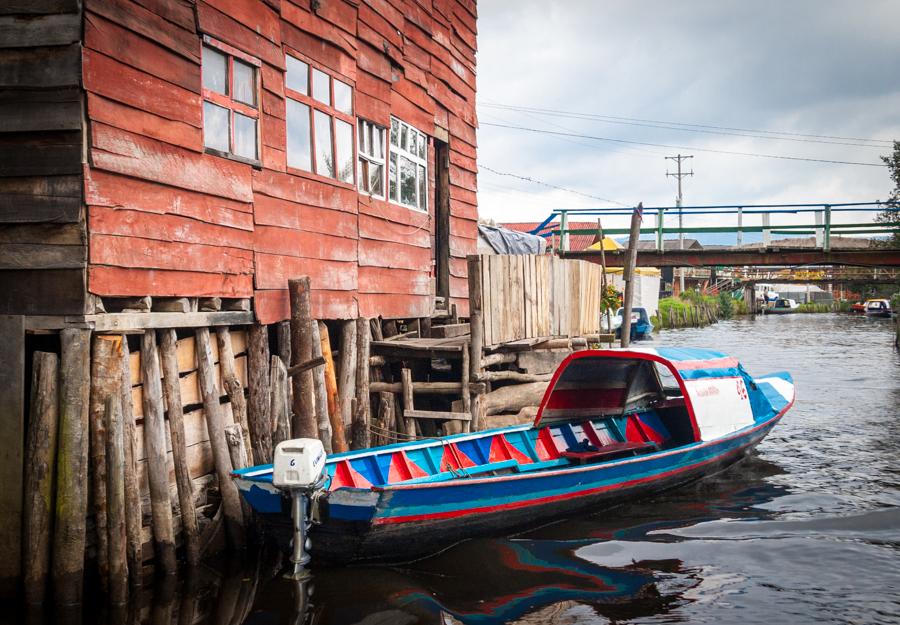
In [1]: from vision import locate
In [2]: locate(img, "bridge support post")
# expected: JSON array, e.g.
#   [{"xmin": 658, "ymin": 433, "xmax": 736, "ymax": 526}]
[{"xmin": 824, "ymin": 205, "xmax": 832, "ymax": 252}]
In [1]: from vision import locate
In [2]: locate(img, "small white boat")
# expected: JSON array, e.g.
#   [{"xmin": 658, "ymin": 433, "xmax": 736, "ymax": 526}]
[{"xmin": 764, "ymin": 299, "xmax": 800, "ymax": 314}]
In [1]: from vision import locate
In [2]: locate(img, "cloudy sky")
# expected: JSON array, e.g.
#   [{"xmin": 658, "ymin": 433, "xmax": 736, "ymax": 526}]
[{"xmin": 474, "ymin": 1, "xmax": 900, "ymax": 238}]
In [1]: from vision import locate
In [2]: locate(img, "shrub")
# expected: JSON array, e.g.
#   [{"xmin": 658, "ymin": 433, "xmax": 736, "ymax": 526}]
[{"xmin": 717, "ymin": 292, "xmax": 734, "ymax": 319}]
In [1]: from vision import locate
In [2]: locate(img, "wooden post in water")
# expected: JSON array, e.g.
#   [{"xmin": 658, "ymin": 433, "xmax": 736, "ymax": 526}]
[
  {"xmin": 218, "ymin": 328, "xmax": 252, "ymax": 465},
  {"xmin": 158, "ymin": 329, "xmax": 199, "ymax": 566},
  {"xmin": 53, "ymin": 328, "xmax": 91, "ymax": 605},
  {"xmin": 247, "ymin": 324, "xmax": 272, "ymax": 464},
  {"xmin": 119, "ymin": 339, "xmax": 142, "ymax": 587},
  {"xmin": 105, "ymin": 394, "xmax": 128, "ymax": 605},
  {"xmin": 467, "ymin": 255, "xmax": 485, "ymax": 431},
  {"xmin": 310, "ymin": 321, "xmax": 333, "ymax": 453},
  {"xmin": 269, "ymin": 355, "xmax": 292, "ymax": 448},
  {"xmin": 23, "ymin": 351, "xmax": 58, "ymax": 605},
  {"xmin": 353, "ymin": 318, "xmax": 371, "ymax": 449},
  {"xmin": 337, "ymin": 320, "xmax": 356, "ymax": 437},
  {"xmin": 319, "ymin": 322, "xmax": 347, "ymax": 452},
  {"xmin": 596, "ymin": 218, "xmax": 611, "ymax": 337},
  {"xmin": 401, "ymin": 368, "xmax": 416, "ymax": 439},
  {"xmin": 89, "ymin": 334, "xmax": 122, "ymax": 588},
  {"xmin": 289, "ymin": 278, "xmax": 317, "ymax": 439},
  {"xmin": 461, "ymin": 343, "xmax": 471, "ymax": 433},
  {"xmin": 620, "ymin": 204, "xmax": 643, "ymax": 348},
  {"xmin": 140, "ymin": 331, "xmax": 177, "ymax": 574},
  {"xmin": 196, "ymin": 328, "xmax": 245, "ymax": 550}
]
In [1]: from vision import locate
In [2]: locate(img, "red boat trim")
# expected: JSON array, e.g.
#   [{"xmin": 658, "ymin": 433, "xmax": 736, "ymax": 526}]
[
  {"xmin": 673, "ymin": 356, "xmax": 740, "ymax": 370},
  {"xmin": 532, "ymin": 350, "xmax": 702, "ymax": 441},
  {"xmin": 373, "ymin": 397, "xmax": 793, "ymax": 493}
]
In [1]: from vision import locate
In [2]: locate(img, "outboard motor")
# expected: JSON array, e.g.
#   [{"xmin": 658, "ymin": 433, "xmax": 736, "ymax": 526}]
[{"xmin": 272, "ymin": 439, "xmax": 327, "ymax": 577}]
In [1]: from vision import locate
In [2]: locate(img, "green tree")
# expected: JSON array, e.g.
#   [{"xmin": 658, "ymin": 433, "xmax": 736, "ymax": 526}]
[{"xmin": 876, "ymin": 141, "xmax": 900, "ymax": 247}]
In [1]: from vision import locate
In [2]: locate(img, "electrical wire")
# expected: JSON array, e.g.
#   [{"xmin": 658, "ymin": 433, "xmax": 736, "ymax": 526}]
[{"xmin": 480, "ymin": 164, "xmax": 630, "ymax": 206}]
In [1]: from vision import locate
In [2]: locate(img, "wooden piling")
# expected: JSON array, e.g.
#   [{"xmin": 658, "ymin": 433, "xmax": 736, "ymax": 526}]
[
  {"xmin": 620, "ymin": 204, "xmax": 643, "ymax": 348},
  {"xmin": 319, "ymin": 322, "xmax": 347, "ymax": 452},
  {"xmin": 289, "ymin": 277, "xmax": 317, "ymax": 439},
  {"xmin": 401, "ymin": 368, "xmax": 416, "ymax": 440},
  {"xmin": 467, "ymin": 256, "xmax": 485, "ymax": 431},
  {"xmin": 119, "ymin": 338, "xmax": 142, "ymax": 587},
  {"xmin": 89, "ymin": 334, "xmax": 122, "ymax": 587},
  {"xmin": 337, "ymin": 320, "xmax": 357, "ymax": 436},
  {"xmin": 195, "ymin": 328, "xmax": 245, "ymax": 550},
  {"xmin": 140, "ymin": 331, "xmax": 177, "ymax": 574},
  {"xmin": 217, "ymin": 328, "xmax": 252, "ymax": 465},
  {"xmin": 276, "ymin": 321, "xmax": 291, "ymax": 368},
  {"xmin": 310, "ymin": 321, "xmax": 333, "ymax": 453},
  {"xmin": 269, "ymin": 355, "xmax": 291, "ymax": 448},
  {"xmin": 23, "ymin": 351, "xmax": 58, "ymax": 605},
  {"xmin": 461, "ymin": 343, "xmax": 472, "ymax": 434},
  {"xmin": 247, "ymin": 324, "xmax": 272, "ymax": 464},
  {"xmin": 53, "ymin": 328, "xmax": 92, "ymax": 605},
  {"xmin": 224, "ymin": 424, "xmax": 249, "ymax": 471},
  {"xmin": 158, "ymin": 329, "xmax": 199, "ymax": 566},
  {"xmin": 353, "ymin": 318, "xmax": 371, "ymax": 449},
  {"xmin": 105, "ymin": 394, "xmax": 128, "ymax": 605}
]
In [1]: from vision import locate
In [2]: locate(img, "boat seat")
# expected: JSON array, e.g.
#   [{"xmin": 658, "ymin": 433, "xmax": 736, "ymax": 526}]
[{"xmin": 560, "ymin": 441, "xmax": 657, "ymax": 465}]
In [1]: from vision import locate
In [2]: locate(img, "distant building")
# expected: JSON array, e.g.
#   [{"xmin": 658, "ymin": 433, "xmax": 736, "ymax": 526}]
[{"xmin": 502, "ymin": 221, "xmax": 602, "ymax": 252}]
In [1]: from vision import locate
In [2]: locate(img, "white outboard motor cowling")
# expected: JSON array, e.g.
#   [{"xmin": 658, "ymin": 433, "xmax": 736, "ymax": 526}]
[{"xmin": 272, "ymin": 439, "xmax": 328, "ymax": 577}]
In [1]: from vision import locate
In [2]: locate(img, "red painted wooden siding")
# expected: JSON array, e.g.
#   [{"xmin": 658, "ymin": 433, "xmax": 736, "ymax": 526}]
[{"xmin": 82, "ymin": 0, "xmax": 478, "ymax": 322}]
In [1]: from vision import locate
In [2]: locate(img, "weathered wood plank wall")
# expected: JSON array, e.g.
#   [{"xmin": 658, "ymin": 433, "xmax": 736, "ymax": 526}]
[
  {"xmin": 477, "ymin": 255, "xmax": 604, "ymax": 347},
  {"xmin": 0, "ymin": 1, "xmax": 86, "ymax": 315},
  {"xmin": 76, "ymin": 0, "xmax": 478, "ymax": 322}
]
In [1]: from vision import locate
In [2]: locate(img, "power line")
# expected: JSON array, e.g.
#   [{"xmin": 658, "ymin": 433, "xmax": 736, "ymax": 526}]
[
  {"xmin": 479, "ymin": 102, "xmax": 895, "ymax": 146},
  {"xmin": 479, "ymin": 165, "xmax": 630, "ymax": 206},
  {"xmin": 479, "ymin": 122, "xmax": 888, "ymax": 167}
]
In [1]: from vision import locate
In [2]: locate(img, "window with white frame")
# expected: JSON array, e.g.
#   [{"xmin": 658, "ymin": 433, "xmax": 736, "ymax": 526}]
[
  {"xmin": 284, "ymin": 53, "xmax": 355, "ymax": 184},
  {"xmin": 201, "ymin": 38, "xmax": 261, "ymax": 162},
  {"xmin": 357, "ymin": 119, "xmax": 386, "ymax": 198},
  {"xmin": 388, "ymin": 117, "xmax": 428, "ymax": 211}
]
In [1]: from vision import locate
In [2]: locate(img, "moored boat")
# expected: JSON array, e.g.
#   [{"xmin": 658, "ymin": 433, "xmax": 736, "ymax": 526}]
[
  {"xmin": 864, "ymin": 298, "xmax": 892, "ymax": 318},
  {"xmin": 764, "ymin": 298, "xmax": 800, "ymax": 314},
  {"xmin": 614, "ymin": 306, "xmax": 654, "ymax": 339},
  {"xmin": 233, "ymin": 347, "xmax": 794, "ymax": 564}
]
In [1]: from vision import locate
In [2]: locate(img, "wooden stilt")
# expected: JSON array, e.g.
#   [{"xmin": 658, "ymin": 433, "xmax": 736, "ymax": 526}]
[
  {"xmin": 119, "ymin": 339, "xmax": 142, "ymax": 587},
  {"xmin": 89, "ymin": 334, "xmax": 122, "ymax": 588},
  {"xmin": 139, "ymin": 331, "xmax": 177, "ymax": 574},
  {"xmin": 23, "ymin": 351, "xmax": 58, "ymax": 605},
  {"xmin": 319, "ymin": 322, "xmax": 347, "ymax": 452},
  {"xmin": 337, "ymin": 320, "xmax": 356, "ymax": 435},
  {"xmin": 621, "ymin": 204, "xmax": 643, "ymax": 348},
  {"xmin": 310, "ymin": 321, "xmax": 333, "ymax": 453},
  {"xmin": 195, "ymin": 328, "xmax": 245, "ymax": 550},
  {"xmin": 401, "ymin": 368, "xmax": 416, "ymax": 440},
  {"xmin": 276, "ymin": 321, "xmax": 291, "ymax": 368},
  {"xmin": 158, "ymin": 329, "xmax": 199, "ymax": 566},
  {"xmin": 217, "ymin": 328, "xmax": 252, "ymax": 466},
  {"xmin": 247, "ymin": 324, "xmax": 272, "ymax": 464},
  {"xmin": 53, "ymin": 328, "xmax": 92, "ymax": 605},
  {"xmin": 461, "ymin": 342, "xmax": 471, "ymax": 433},
  {"xmin": 289, "ymin": 278, "xmax": 317, "ymax": 439},
  {"xmin": 353, "ymin": 318, "xmax": 371, "ymax": 449},
  {"xmin": 105, "ymin": 394, "xmax": 128, "ymax": 605},
  {"xmin": 467, "ymin": 256, "xmax": 485, "ymax": 431},
  {"xmin": 269, "ymin": 356, "xmax": 291, "ymax": 447},
  {"xmin": 224, "ymin": 424, "xmax": 249, "ymax": 471}
]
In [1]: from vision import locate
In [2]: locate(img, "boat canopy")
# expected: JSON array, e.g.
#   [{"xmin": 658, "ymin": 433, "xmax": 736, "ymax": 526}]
[{"xmin": 535, "ymin": 348, "xmax": 762, "ymax": 442}]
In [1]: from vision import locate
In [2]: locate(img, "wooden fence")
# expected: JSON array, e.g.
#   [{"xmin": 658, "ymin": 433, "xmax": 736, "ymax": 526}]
[{"xmin": 474, "ymin": 254, "xmax": 604, "ymax": 347}]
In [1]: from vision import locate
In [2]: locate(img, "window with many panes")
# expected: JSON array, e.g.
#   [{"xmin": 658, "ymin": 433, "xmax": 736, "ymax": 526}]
[
  {"xmin": 201, "ymin": 37, "xmax": 260, "ymax": 163},
  {"xmin": 357, "ymin": 119, "xmax": 386, "ymax": 198},
  {"xmin": 284, "ymin": 53, "xmax": 354, "ymax": 184},
  {"xmin": 389, "ymin": 117, "xmax": 428, "ymax": 211}
]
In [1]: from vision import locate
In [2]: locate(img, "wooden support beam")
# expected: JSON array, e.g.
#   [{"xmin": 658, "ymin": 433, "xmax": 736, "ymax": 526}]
[
  {"xmin": 276, "ymin": 321, "xmax": 291, "ymax": 367},
  {"xmin": 289, "ymin": 278, "xmax": 316, "ymax": 439},
  {"xmin": 217, "ymin": 328, "xmax": 252, "ymax": 466},
  {"xmin": 310, "ymin": 321, "xmax": 332, "ymax": 453},
  {"xmin": 246, "ymin": 324, "xmax": 272, "ymax": 465},
  {"xmin": 23, "ymin": 351, "xmax": 58, "ymax": 605},
  {"xmin": 53, "ymin": 328, "xmax": 91, "ymax": 606},
  {"xmin": 139, "ymin": 331, "xmax": 177, "ymax": 574},
  {"xmin": 286, "ymin": 356, "xmax": 326, "ymax": 376},
  {"xmin": 430, "ymin": 322, "xmax": 470, "ymax": 338},
  {"xmin": 481, "ymin": 352, "xmax": 516, "ymax": 368},
  {"xmin": 0, "ymin": 315, "xmax": 24, "ymax": 596},
  {"xmin": 269, "ymin": 356, "xmax": 291, "ymax": 448},
  {"xmin": 467, "ymin": 256, "xmax": 485, "ymax": 432},
  {"xmin": 401, "ymin": 368, "xmax": 416, "ymax": 440},
  {"xmin": 105, "ymin": 394, "xmax": 128, "ymax": 605},
  {"xmin": 404, "ymin": 409, "xmax": 472, "ymax": 421},
  {"xmin": 89, "ymin": 334, "xmax": 123, "ymax": 588},
  {"xmin": 477, "ymin": 371, "xmax": 553, "ymax": 383},
  {"xmin": 158, "ymin": 329, "xmax": 199, "ymax": 566},
  {"xmin": 353, "ymin": 318, "xmax": 371, "ymax": 450},
  {"xmin": 25, "ymin": 311, "xmax": 254, "ymax": 332},
  {"xmin": 461, "ymin": 342, "xmax": 471, "ymax": 433},
  {"xmin": 337, "ymin": 320, "xmax": 356, "ymax": 433},
  {"xmin": 195, "ymin": 328, "xmax": 244, "ymax": 550},
  {"xmin": 118, "ymin": 339, "xmax": 142, "ymax": 587},
  {"xmin": 369, "ymin": 381, "xmax": 465, "ymax": 394},
  {"xmin": 319, "ymin": 322, "xmax": 346, "ymax": 453}
]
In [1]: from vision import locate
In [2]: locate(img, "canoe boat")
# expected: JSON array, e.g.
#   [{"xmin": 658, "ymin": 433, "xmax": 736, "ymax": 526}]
[{"xmin": 233, "ymin": 347, "xmax": 794, "ymax": 564}]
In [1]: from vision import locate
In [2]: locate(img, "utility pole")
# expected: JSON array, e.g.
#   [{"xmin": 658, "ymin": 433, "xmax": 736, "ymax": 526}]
[{"xmin": 666, "ymin": 154, "xmax": 693, "ymax": 294}]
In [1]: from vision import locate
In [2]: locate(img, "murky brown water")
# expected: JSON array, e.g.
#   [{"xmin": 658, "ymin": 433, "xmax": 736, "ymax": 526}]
[{"xmin": 12, "ymin": 313, "xmax": 900, "ymax": 625}]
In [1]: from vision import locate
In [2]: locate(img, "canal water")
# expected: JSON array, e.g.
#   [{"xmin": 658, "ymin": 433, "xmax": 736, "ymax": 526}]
[{"xmin": 18, "ymin": 313, "xmax": 900, "ymax": 625}]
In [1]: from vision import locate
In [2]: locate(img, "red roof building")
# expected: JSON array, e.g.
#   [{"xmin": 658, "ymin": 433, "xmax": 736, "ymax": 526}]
[{"xmin": 501, "ymin": 221, "xmax": 601, "ymax": 252}]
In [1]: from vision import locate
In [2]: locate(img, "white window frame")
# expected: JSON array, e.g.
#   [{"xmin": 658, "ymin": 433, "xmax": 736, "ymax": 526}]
[
  {"xmin": 357, "ymin": 119, "xmax": 386, "ymax": 199},
  {"xmin": 388, "ymin": 116, "xmax": 428, "ymax": 212}
]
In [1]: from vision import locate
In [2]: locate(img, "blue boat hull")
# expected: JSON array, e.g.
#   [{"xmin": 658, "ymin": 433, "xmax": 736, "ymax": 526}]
[{"xmin": 255, "ymin": 409, "xmax": 783, "ymax": 563}]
